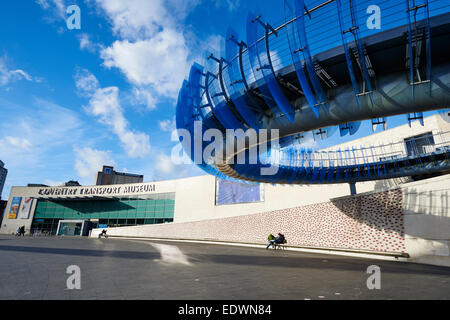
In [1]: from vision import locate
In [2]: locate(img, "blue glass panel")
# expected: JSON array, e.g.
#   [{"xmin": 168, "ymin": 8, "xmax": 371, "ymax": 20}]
[
  {"xmin": 284, "ymin": 0, "xmax": 319, "ymax": 118},
  {"xmin": 225, "ymin": 27, "xmax": 263, "ymax": 129},
  {"xmin": 350, "ymin": 0, "xmax": 375, "ymax": 104},
  {"xmin": 295, "ymin": 0, "xmax": 329, "ymax": 114},
  {"xmin": 204, "ymin": 53, "xmax": 243, "ymax": 130},
  {"xmin": 250, "ymin": 14, "xmax": 295, "ymax": 123},
  {"xmin": 204, "ymin": 72, "xmax": 229, "ymax": 129},
  {"xmin": 335, "ymin": 0, "xmax": 362, "ymax": 109},
  {"xmin": 247, "ymin": 11, "xmax": 287, "ymax": 125}
]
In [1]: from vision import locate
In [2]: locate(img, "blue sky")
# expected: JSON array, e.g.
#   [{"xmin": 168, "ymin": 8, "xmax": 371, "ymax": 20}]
[
  {"xmin": 0, "ymin": 0, "xmax": 444, "ymax": 200},
  {"xmin": 0, "ymin": 0, "xmax": 252, "ymax": 198}
]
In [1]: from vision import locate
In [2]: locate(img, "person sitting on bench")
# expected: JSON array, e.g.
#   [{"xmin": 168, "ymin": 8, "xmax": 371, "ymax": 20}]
[
  {"xmin": 274, "ymin": 233, "xmax": 286, "ymax": 249},
  {"xmin": 266, "ymin": 233, "xmax": 285, "ymax": 249}
]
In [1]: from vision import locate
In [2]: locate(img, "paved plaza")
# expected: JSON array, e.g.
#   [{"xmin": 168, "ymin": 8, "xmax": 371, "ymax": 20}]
[{"xmin": 0, "ymin": 235, "xmax": 449, "ymax": 300}]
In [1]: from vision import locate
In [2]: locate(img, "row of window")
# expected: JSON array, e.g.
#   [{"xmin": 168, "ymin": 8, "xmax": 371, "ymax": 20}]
[
  {"xmin": 35, "ymin": 207, "xmax": 175, "ymax": 213},
  {"xmin": 34, "ymin": 199, "xmax": 175, "ymax": 220},
  {"xmin": 34, "ymin": 211, "xmax": 174, "ymax": 219},
  {"xmin": 97, "ymin": 218, "xmax": 174, "ymax": 226},
  {"xmin": 36, "ymin": 199, "xmax": 175, "ymax": 210},
  {"xmin": 31, "ymin": 218, "xmax": 175, "ymax": 235}
]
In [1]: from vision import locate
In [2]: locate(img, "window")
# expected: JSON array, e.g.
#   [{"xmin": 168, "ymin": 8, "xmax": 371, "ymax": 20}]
[
  {"xmin": 126, "ymin": 219, "xmax": 136, "ymax": 226},
  {"xmin": 104, "ymin": 167, "xmax": 112, "ymax": 175},
  {"xmin": 404, "ymin": 132, "xmax": 435, "ymax": 156}
]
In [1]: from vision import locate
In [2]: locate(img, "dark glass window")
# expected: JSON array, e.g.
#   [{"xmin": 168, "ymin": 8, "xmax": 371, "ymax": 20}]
[
  {"xmin": 126, "ymin": 219, "xmax": 136, "ymax": 226},
  {"xmin": 405, "ymin": 132, "xmax": 435, "ymax": 156}
]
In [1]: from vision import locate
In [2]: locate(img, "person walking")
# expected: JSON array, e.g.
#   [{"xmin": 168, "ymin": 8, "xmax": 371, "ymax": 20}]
[{"xmin": 266, "ymin": 233, "xmax": 277, "ymax": 249}]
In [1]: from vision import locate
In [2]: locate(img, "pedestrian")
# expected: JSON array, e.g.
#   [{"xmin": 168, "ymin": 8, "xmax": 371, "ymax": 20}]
[
  {"xmin": 266, "ymin": 233, "xmax": 276, "ymax": 249},
  {"xmin": 98, "ymin": 229, "xmax": 108, "ymax": 239}
]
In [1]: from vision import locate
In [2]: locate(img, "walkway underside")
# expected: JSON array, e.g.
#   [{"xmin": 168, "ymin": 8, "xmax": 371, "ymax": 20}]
[{"xmin": 176, "ymin": 3, "xmax": 450, "ymax": 184}]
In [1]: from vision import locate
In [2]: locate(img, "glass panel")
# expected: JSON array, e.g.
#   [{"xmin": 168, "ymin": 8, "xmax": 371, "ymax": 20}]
[
  {"xmin": 164, "ymin": 210, "xmax": 174, "ymax": 219},
  {"xmin": 118, "ymin": 211, "xmax": 128, "ymax": 218},
  {"xmin": 136, "ymin": 212, "xmax": 147, "ymax": 219},
  {"xmin": 126, "ymin": 219, "xmax": 136, "ymax": 225}
]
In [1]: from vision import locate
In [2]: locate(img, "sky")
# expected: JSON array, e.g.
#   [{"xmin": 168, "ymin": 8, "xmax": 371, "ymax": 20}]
[
  {"xmin": 0, "ymin": 0, "xmax": 252, "ymax": 199},
  {"xmin": 0, "ymin": 0, "xmax": 444, "ymax": 200}
]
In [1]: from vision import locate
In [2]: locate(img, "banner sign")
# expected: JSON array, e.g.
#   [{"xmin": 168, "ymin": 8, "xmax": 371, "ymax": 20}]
[
  {"xmin": 37, "ymin": 184, "xmax": 156, "ymax": 198},
  {"xmin": 215, "ymin": 179, "xmax": 264, "ymax": 206},
  {"xmin": 8, "ymin": 197, "xmax": 22, "ymax": 219},
  {"xmin": 19, "ymin": 197, "xmax": 34, "ymax": 219}
]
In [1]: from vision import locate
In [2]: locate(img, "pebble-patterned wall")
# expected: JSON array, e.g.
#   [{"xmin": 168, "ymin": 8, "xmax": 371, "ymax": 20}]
[{"xmin": 107, "ymin": 188, "xmax": 406, "ymax": 253}]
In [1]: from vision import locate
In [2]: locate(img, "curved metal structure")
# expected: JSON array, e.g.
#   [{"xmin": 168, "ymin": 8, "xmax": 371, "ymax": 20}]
[{"xmin": 176, "ymin": 0, "xmax": 450, "ymax": 184}]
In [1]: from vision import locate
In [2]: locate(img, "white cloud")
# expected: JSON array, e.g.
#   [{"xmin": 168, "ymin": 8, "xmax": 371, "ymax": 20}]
[
  {"xmin": 130, "ymin": 87, "xmax": 156, "ymax": 110},
  {"xmin": 90, "ymin": 0, "xmax": 201, "ymax": 108},
  {"xmin": 92, "ymin": 0, "xmax": 198, "ymax": 40},
  {"xmin": 150, "ymin": 149, "xmax": 202, "ymax": 181},
  {"xmin": 0, "ymin": 97, "xmax": 83, "ymax": 159},
  {"xmin": 74, "ymin": 67, "xmax": 99, "ymax": 95},
  {"xmin": 101, "ymin": 29, "xmax": 189, "ymax": 97},
  {"xmin": 0, "ymin": 97, "xmax": 85, "ymax": 195},
  {"xmin": 35, "ymin": 0, "xmax": 67, "ymax": 20},
  {"xmin": 0, "ymin": 137, "xmax": 32, "ymax": 151},
  {"xmin": 159, "ymin": 118, "xmax": 176, "ymax": 132},
  {"xmin": 76, "ymin": 69, "xmax": 151, "ymax": 158},
  {"xmin": 74, "ymin": 147, "xmax": 116, "ymax": 181},
  {"xmin": 0, "ymin": 57, "xmax": 35, "ymax": 86},
  {"xmin": 154, "ymin": 153, "xmax": 177, "ymax": 175},
  {"xmin": 78, "ymin": 34, "xmax": 99, "ymax": 53}
]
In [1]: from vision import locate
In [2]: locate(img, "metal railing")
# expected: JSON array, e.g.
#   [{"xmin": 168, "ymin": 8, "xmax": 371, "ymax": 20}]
[
  {"xmin": 206, "ymin": 0, "xmax": 447, "ymax": 79},
  {"xmin": 266, "ymin": 130, "xmax": 450, "ymax": 169}
]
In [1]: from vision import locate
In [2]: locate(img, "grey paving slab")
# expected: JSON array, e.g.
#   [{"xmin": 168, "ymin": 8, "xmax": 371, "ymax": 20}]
[{"xmin": 0, "ymin": 235, "xmax": 448, "ymax": 300}]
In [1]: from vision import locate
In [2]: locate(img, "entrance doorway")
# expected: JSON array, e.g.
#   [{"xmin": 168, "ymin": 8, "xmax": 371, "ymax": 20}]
[{"xmin": 57, "ymin": 220, "xmax": 87, "ymax": 236}]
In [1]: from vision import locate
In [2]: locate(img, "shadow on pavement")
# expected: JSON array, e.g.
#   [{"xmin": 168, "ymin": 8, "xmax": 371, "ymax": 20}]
[
  {"xmin": 1, "ymin": 244, "xmax": 449, "ymax": 277},
  {"xmin": 190, "ymin": 253, "xmax": 450, "ymax": 276},
  {"xmin": 0, "ymin": 245, "xmax": 160, "ymax": 260}
]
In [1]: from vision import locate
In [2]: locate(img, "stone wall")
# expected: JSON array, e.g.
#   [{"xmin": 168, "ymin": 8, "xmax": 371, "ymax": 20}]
[{"xmin": 97, "ymin": 188, "xmax": 406, "ymax": 254}]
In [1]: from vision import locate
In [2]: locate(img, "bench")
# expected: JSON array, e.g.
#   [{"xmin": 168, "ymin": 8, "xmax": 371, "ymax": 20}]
[{"xmin": 273, "ymin": 240, "xmax": 288, "ymax": 250}]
